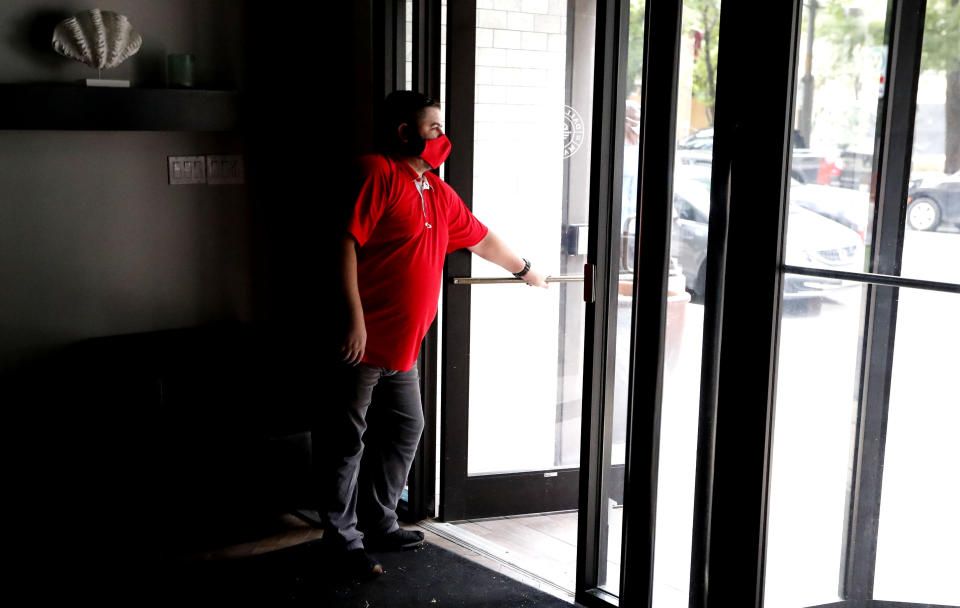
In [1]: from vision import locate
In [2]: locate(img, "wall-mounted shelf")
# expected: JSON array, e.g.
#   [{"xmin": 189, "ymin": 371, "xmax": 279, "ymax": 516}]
[{"xmin": 0, "ymin": 84, "xmax": 242, "ymax": 132}]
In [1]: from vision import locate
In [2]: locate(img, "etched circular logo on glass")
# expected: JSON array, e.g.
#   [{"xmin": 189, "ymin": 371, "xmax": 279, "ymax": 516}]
[{"xmin": 563, "ymin": 105, "xmax": 585, "ymax": 158}]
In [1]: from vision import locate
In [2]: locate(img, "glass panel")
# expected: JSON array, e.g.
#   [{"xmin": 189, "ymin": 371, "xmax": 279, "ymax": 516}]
[
  {"xmin": 440, "ymin": 0, "xmax": 448, "ymax": 179},
  {"xmin": 768, "ymin": 282, "xmax": 960, "ymax": 608},
  {"xmin": 608, "ymin": 0, "xmax": 721, "ymax": 599},
  {"xmin": 468, "ymin": 1, "xmax": 593, "ymax": 477},
  {"xmin": 903, "ymin": 0, "xmax": 960, "ymax": 283},
  {"xmin": 874, "ymin": 288, "xmax": 960, "ymax": 605},
  {"xmin": 405, "ymin": 0, "xmax": 413, "ymax": 90},
  {"xmin": 601, "ymin": 0, "xmax": 649, "ymax": 589},
  {"xmin": 602, "ymin": 0, "xmax": 648, "ymax": 594},
  {"xmin": 765, "ymin": 278, "xmax": 867, "ymax": 608},
  {"xmin": 787, "ymin": 0, "xmax": 892, "ymax": 277},
  {"xmin": 655, "ymin": 3, "xmax": 721, "ymax": 603},
  {"xmin": 767, "ymin": 4, "xmax": 895, "ymax": 607},
  {"xmin": 399, "ymin": 0, "xmax": 448, "ymax": 511}
]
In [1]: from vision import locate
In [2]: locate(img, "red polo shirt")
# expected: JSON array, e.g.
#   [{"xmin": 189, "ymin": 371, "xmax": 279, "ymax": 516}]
[{"xmin": 347, "ymin": 154, "xmax": 488, "ymax": 372}]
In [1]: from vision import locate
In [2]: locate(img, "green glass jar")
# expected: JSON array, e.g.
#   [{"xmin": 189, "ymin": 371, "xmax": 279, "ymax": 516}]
[{"xmin": 166, "ymin": 54, "xmax": 195, "ymax": 88}]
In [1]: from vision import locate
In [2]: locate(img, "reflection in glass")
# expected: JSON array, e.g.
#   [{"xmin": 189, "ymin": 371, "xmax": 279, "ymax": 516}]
[
  {"xmin": 874, "ymin": 288, "xmax": 960, "ymax": 605},
  {"xmin": 902, "ymin": 0, "xmax": 960, "ymax": 282},
  {"xmin": 768, "ymin": 4, "xmax": 895, "ymax": 606},
  {"xmin": 766, "ymin": 279, "xmax": 866, "ymax": 608},
  {"xmin": 602, "ymin": 0, "xmax": 647, "ymax": 594},
  {"xmin": 605, "ymin": 0, "xmax": 719, "ymax": 600},
  {"xmin": 405, "ymin": 0, "xmax": 412, "ymax": 89},
  {"xmin": 467, "ymin": 1, "xmax": 591, "ymax": 478},
  {"xmin": 786, "ymin": 0, "xmax": 891, "ymax": 276}
]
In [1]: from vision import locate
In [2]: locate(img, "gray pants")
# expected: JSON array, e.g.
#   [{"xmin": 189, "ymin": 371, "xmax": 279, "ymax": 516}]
[{"xmin": 321, "ymin": 361, "xmax": 424, "ymax": 550}]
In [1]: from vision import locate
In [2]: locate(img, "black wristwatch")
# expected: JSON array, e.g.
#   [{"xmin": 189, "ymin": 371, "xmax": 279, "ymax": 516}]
[{"xmin": 513, "ymin": 257, "xmax": 531, "ymax": 278}]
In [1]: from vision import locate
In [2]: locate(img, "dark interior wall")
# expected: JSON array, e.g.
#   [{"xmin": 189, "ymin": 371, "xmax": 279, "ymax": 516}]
[
  {"xmin": 0, "ymin": 131, "xmax": 252, "ymax": 371},
  {"xmin": 2, "ymin": 0, "xmax": 244, "ymax": 88},
  {"xmin": 242, "ymin": 0, "xmax": 377, "ymax": 341},
  {"xmin": 0, "ymin": 1, "xmax": 250, "ymax": 377},
  {"xmin": 2, "ymin": 2, "xmax": 380, "ymax": 593},
  {"xmin": 0, "ymin": 2, "xmax": 253, "ymax": 590},
  {"xmin": 0, "ymin": 0, "xmax": 382, "ymax": 371}
]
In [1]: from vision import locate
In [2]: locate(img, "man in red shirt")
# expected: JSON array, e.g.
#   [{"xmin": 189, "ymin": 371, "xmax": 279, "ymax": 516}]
[{"xmin": 323, "ymin": 91, "xmax": 546, "ymax": 577}]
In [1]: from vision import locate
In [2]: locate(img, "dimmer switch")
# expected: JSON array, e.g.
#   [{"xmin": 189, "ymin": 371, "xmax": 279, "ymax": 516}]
[{"xmin": 206, "ymin": 155, "xmax": 245, "ymax": 185}]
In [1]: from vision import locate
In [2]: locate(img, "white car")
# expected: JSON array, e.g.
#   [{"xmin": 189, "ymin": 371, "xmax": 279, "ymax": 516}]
[{"xmin": 621, "ymin": 175, "xmax": 865, "ymax": 307}]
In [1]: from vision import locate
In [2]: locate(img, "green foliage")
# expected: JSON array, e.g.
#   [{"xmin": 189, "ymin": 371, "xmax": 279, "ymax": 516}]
[
  {"xmin": 687, "ymin": 0, "xmax": 720, "ymax": 119},
  {"xmin": 919, "ymin": 0, "xmax": 960, "ymax": 73},
  {"xmin": 817, "ymin": 0, "xmax": 959, "ymax": 75},
  {"xmin": 816, "ymin": 1, "xmax": 881, "ymax": 65},
  {"xmin": 626, "ymin": 0, "xmax": 646, "ymax": 95},
  {"xmin": 624, "ymin": 0, "xmax": 955, "ymax": 138},
  {"xmin": 811, "ymin": 1, "xmax": 884, "ymax": 104},
  {"xmin": 625, "ymin": 0, "xmax": 720, "ymax": 121},
  {"xmin": 814, "ymin": 0, "xmax": 959, "ymax": 171}
]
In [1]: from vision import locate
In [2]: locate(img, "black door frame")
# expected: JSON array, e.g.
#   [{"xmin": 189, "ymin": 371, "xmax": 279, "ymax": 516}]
[
  {"xmin": 692, "ymin": 0, "xmax": 955, "ymax": 607},
  {"xmin": 579, "ymin": 0, "xmax": 956, "ymax": 606},
  {"xmin": 394, "ymin": 0, "xmax": 443, "ymax": 524},
  {"xmin": 396, "ymin": 0, "xmax": 957, "ymax": 605},
  {"xmin": 437, "ymin": 0, "xmax": 583, "ymax": 522},
  {"xmin": 574, "ymin": 0, "xmax": 687, "ymax": 604}
]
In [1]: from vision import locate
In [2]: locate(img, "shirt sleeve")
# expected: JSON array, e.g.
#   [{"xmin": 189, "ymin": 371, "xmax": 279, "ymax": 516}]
[
  {"xmin": 442, "ymin": 182, "xmax": 489, "ymax": 254},
  {"xmin": 346, "ymin": 157, "xmax": 389, "ymax": 247}
]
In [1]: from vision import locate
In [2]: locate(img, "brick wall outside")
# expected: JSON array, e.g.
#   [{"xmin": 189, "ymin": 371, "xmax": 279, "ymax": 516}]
[
  {"xmin": 469, "ymin": 0, "xmax": 574, "ymax": 476},
  {"xmin": 401, "ymin": 1, "xmax": 583, "ymax": 476}
]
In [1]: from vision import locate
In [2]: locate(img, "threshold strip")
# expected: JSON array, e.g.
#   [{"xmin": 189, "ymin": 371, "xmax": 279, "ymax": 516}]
[{"xmin": 417, "ymin": 520, "xmax": 576, "ymax": 601}]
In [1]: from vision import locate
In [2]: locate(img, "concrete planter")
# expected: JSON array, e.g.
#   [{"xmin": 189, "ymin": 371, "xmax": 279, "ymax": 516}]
[{"xmin": 615, "ymin": 279, "xmax": 691, "ymax": 375}]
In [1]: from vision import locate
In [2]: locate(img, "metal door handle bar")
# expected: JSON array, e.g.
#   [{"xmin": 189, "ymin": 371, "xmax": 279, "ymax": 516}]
[
  {"xmin": 452, "ymin": 275, "xmax": 583, "ymax": 285},
  {"xmin": 452, "ymin": 273, "xmax": 636, "ymax": 285}
]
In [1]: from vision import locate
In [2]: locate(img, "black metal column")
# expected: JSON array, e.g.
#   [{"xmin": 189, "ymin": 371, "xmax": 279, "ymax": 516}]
[
  {"xmin": 619, "ymin": 0, "xmax": 684, "ymax": 604},
  {"xmin": 412, "ymin": 0, "xmax": 442, "ymax": 100},
  {"xmin": 437, "ymin": 0, "xmax": 476, "ymax": 523},
  {"xmin": 372, "ymin": 0, "xmax": 405, "ymax": 101},
  {"xmin": 575, "ymin": 0, "xmax": 627, "ymax": 604},
  {"xmin": 841, "ymin": 0, "xmax": 927, "ymax": 599},
  {"xmin": 405, "ymin": 0, "xmax": 444, "ymax": 522},
  {"xmin": 696, "ymin": 1, "xmax": 803, "ymax": 607}
]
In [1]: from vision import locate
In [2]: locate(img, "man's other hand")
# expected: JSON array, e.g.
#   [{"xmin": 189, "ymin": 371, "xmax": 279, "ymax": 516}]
[
  {"xmin": 522, "ymin": 267, "xmax": 548, "ymax": 289},
  {"xmin": 342, "ymin": 317, "xmax": 367, "ymax": 365}
]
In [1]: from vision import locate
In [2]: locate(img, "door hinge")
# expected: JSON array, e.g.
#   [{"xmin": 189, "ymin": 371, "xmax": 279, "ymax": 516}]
[{"xmin": 584, "ymin": 263, "xmax": 596, "ymax": 303}]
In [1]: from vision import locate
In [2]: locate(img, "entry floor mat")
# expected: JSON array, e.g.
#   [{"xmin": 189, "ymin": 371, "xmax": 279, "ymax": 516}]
[{"xmin": 159, "ymin": 540, "xmax": 576, "ymax": 606}]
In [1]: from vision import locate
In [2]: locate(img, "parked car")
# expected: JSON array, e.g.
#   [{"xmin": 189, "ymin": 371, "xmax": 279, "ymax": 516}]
[
  {"xmin": 672, "ymin": 161, "xmax": 870, "ymax": 244},
  {"xmin": 620, "ymin": 175, "xmax": 864, "ymax": 307},
  {"xmin": 678, "ymin": 127, "xmax": 715, "ymax": 151},
  {"xmin": 677, "ymin": 127, "xmax": 844, "ymax": 186},
  {"xmin": 905, "ymin": 170, "xmax": 960, "ymax": 231},
  {"xmin": 789, "ymin": 178, "xmax": 870, "ymax": 242}
]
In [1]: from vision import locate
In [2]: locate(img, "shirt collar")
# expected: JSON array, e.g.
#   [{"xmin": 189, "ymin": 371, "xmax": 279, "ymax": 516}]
[{"xmin": 390, "ymin": 154, "xmax": 422, "ymax": 180}]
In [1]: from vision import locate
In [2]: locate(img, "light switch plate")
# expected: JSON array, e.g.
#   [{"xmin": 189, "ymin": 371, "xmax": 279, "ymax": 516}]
[
  {"xmin": 168, "ymin": 156, "xmax": 206, "ymax": 184},
  {"xmin": 206, "ymin": 154, "xmax": 245, "ymax": 185}
]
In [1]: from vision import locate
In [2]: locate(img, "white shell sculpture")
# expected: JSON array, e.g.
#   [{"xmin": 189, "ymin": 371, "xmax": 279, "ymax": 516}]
[{"xmin": 52, "ymin": 9, "xmax": 142, "ymax": 70}]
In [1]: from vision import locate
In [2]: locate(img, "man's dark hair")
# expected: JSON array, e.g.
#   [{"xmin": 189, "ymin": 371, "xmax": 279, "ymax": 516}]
[{"xmin": 375, "ymin": 90, "xmax": 441, "ymax": 156}]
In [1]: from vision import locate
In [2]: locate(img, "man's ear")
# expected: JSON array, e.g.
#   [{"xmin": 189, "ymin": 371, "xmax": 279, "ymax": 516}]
[{"xmin": 397, "ymin": 123, "xmax": 409, "ymax": 143}]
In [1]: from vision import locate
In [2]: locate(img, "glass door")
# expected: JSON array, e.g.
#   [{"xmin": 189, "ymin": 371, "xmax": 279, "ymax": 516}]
[
  {"xmin": 417, "ymin": 0, "xmax": 955, "ymax": 606},
  {"xmin": 686, "ymin": 0, "xmax": 960, "ymax": 607},
  {"xmin": 440, "ymin": 0, "xmax": 598, "ymax": 521},
  {"xmin": 766, "ymin": 0, "xmax": 960, "ymax": 605}
]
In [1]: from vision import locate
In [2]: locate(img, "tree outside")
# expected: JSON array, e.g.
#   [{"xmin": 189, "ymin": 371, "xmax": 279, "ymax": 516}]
[
  {"xmin": 628, "ymin": 0, "xmax": 957, "ymax": 175},
  {"xmin": 801, "ymin": 0, "xmax": 958, "ymax": 174}
]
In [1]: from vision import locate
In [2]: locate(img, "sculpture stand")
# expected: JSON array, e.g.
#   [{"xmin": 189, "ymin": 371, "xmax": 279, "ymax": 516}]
[
  {"xmin": 53, "ymin": 10, "xmax": 142, "ymax": 87},
  {"xmin": 84, "ymin": 78, "xmax": 131, "ymax": 87}
]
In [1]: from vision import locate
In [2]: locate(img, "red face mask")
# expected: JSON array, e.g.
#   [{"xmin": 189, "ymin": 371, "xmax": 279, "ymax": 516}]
[{"xmin": 420, "ymin": 134, "xmax": 452, "ymax": 169}]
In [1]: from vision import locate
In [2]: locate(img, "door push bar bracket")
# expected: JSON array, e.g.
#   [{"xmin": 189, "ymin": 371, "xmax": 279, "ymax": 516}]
[{"xmin": 584, "ymin": 263, "xmax": 595, "ymax": 303}]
